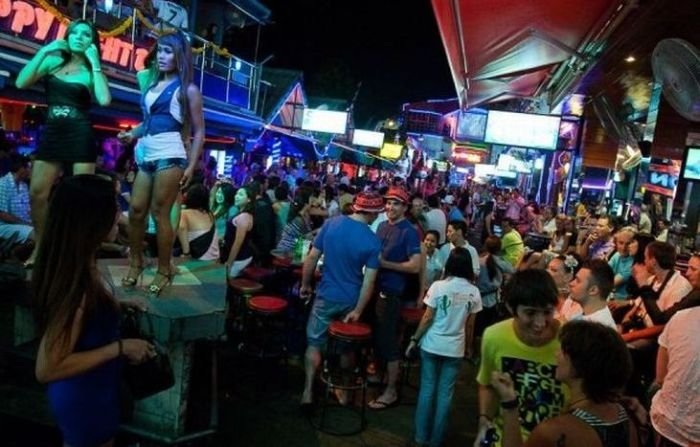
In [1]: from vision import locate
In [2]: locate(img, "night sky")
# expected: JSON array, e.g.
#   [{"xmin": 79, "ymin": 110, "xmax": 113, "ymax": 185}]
[{"xmin": 258, "ymin": 0, "xmax": 455, "ymax": 128}]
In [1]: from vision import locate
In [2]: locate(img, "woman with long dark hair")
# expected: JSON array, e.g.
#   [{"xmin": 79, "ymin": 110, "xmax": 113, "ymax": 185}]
[
  {"xmin": 474, "ymin": 236, "xmax": 515, "ymax": 341},
  {"xmin": 16, "ymin": 20, "xmax": 112, "ymax": 266},
  {"xmin": 223, "ymin": 185, "xmax": 255, "ymax": 278},
  {"xmin": 407, "ymin": 247, "xmax": 482, "ymax": 447},
  {"xmin": 210, "ymin": 181, "xmax": 237, "ymax": 238},
  {"xmin": 608, "ymin": 233, "xmax": 656, "ymax": 318},
  {"xmin": 177, "ymin": 183, "xmax": 219, "ymax": 260},
  {"xmin": 118, "ymin": 30, "xmax": 205, "ymax": 296},
  {"xmin": 32, "ymin": 175, "xmax": 153, "ymax": 447}
]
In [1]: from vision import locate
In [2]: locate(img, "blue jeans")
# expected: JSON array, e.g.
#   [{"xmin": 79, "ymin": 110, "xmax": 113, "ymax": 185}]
[{"xmin": 415, "ymin": 349, "xmax": 461, "ymax": 447}]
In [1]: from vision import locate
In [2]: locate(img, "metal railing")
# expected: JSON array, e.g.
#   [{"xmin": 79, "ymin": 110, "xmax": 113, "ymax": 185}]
[{"xmin": 53, "ymin": 0, "xmax": 260, "ymax": 111}]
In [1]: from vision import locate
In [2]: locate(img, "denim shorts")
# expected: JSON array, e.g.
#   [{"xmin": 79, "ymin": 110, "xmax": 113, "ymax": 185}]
[
  {"xmin": 138, "ymin": 157, "xmax": 188, "ymax": 174},
  {"xmin": 306, "ymin": 297, "xmax": 355, "ymax": 348}
]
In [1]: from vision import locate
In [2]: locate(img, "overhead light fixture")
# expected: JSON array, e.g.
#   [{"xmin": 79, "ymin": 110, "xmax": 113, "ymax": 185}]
[{"xmin": 625, "ymin": 55, "xmax": 636, "ymax": 63}]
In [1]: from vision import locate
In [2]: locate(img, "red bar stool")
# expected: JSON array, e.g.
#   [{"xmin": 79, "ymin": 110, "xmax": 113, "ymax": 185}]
[
  {"xmin": 240, "ymin": 295, "xmax": 288, "ymax": 359},
  {"xmin": 227, "ymin": 278, "xmax": 263, "ymax": 335},
  {"xmin": 243, "ymin": 266, "xmax": 275, "ymax": 283},
  {"xmin": 232, "ymin": 295, "xmax": 289, "ymax": 399},
  {"xmin": 313, "ymin": 321, "xmax": 372, "ymax": 436}
]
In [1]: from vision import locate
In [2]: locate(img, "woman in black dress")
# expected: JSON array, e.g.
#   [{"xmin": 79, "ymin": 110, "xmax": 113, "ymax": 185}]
[{"xmin": 16, "ymin": 20, "xmax": 111, "ymax": 266}]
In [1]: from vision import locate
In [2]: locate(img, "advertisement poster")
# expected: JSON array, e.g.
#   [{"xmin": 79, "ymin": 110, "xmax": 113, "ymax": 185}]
[{"xmin": 641, "ymin": 159, "xmax": 681, "ymax": 198}]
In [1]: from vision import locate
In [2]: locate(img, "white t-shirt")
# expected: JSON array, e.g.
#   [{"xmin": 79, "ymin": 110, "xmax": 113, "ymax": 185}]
[
  {"xmin": 570, "ymin": 306, "xmax": 617, "ymax": 330},
  {"xmin": 152, "ymin": 0, "xmax": 189, "ymax": 29},
  {"xmin": 424, "ymin": 208, "xmax": 447, "ymax": 244},
  {"xmin": 437, "ymin": 241, "xmax": 480, "ymax": 276},
  {"xmin": 559, "ymin": 297, "xmax": 582, "ymax": 322},
  {"xmin": 651, "ymin": 307, "xmax": 700, "ymax": 445},
  {"xmin": 649, "ymin": 271, "xmax": 693, "ymax": 311},
  {"xmin": 420, "ymin": 277, "xmax": 482, "ymax": 358}
]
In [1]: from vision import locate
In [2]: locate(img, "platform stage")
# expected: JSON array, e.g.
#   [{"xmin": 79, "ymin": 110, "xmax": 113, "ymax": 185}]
[{"xmin": 11, "ymin": 257, "xmax": 228, "ymax": 444}]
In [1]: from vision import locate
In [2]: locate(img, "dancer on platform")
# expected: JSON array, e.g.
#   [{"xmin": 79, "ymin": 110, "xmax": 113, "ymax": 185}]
[
  {"xmin": 16, "ymin": 20, "xmax": 112, "ymax": 267},
  {"xmin": 118, "ymin": 30, "xmax": 205, "ymax": 296}
]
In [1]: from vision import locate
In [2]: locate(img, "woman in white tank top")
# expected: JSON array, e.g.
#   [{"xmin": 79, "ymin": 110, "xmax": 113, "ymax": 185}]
[{"xmin": 117, "ymin": 30, "xmax": 205, "ymax": 296}]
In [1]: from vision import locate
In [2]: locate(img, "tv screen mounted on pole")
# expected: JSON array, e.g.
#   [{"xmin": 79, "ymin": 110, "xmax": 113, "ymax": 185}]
[
  {"xmin": 680, "ymin": 147, "xmax": 700, "ymax": 182},
  {"xmin": 301, "ymin": 109, "xmax": 348, "ymax": 134},
  {"xmin": 484, "ymin": 110, "xmax": 561, "ymax": 150}
]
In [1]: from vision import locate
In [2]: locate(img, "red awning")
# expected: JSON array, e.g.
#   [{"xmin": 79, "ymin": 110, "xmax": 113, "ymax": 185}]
[{"xmin": 431, "ymin": 0, "xmax": 633, "ymax": 109}]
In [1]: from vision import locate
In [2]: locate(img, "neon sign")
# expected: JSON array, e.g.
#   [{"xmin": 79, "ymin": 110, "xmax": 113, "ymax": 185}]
[{"xmin": 0, "ymin": 0, "xmax": 149, "ymax": 70}]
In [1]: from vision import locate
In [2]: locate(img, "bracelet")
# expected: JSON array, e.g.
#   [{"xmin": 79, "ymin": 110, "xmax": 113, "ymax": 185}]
[
  {"xmin": 182, "ymin": 252, "xmax": 191, "ymax": 256},
  {"xmin": 500, "ymin": 398, "xmax": 518, "ymax": 409},
  {"xmin": 410, "ymin": 335, "xmax": 419, "ymax": 343},
  {"xmin": 92, "ymin": 68, "xmax": 102, "ymax": 73},
  {"xmin": 117, "ymin": 339, "xmax": 123, "ymax": 357}
]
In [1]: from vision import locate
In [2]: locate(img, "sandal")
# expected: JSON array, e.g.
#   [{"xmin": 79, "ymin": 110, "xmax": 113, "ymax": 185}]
[
  {"xmin": 121, "ymin": 263, "xmax": 144, "ymax": 287},
  {"xmin": 148, "ymin": 269, "xmax": 173, "ymax": 297},
  {"xmin": 367, "ymin": 395, "xmax": 399, "ymax": 410}
]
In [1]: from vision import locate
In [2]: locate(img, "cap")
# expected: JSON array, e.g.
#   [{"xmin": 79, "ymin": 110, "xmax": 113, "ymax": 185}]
[
  {"xmin": 384, "ymin": 186, "xmax": 410, "ymax": 204},
  {"xmin": 352, "ymin": 192, "xmax": 385, "ymax": 213},
  {"xmin": 442, "ymin": 195, "xmax": 455, "ymax": 205}
]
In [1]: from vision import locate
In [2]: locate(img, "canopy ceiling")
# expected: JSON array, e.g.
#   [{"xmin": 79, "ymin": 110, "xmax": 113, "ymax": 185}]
[{"xmin": 431, "ymin": 0, "xmax": 634, "ymax": 110}]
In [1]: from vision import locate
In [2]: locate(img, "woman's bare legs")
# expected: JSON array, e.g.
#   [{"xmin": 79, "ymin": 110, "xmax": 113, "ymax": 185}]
[
  {"xmin": 149, "ymin": 167, "xmax": 183, "ymax": 291},
  {"xmin": 27, "ymin": 160, "xmax": 62, "ymax": 265},
  {"xmin": 125, "ymin": 171, "xmax": 153, "ymax": 283}
]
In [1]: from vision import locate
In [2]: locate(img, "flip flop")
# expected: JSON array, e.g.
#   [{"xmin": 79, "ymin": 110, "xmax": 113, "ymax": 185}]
[{"xmin": 368, "ymin": 396, "xmax": 399, "ymax": 410}]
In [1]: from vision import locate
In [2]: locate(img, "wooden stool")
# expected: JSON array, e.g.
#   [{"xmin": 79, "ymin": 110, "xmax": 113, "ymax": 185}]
[{"xmin": 314, "ymin": 321, "xmax": 372, "ymax": 436}]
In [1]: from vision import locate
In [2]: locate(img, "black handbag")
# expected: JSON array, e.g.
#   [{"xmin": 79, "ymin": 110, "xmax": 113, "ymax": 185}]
[{"xmin": 121, "ymin": 309, "xmax": 175, "ymax": 400}]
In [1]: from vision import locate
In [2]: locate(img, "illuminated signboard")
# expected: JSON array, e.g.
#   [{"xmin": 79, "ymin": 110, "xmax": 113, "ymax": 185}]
[
  {"xmin": 380, "ymin": 143, "xmax": 403, "ymax": 159},
  {"xmin": 0, "ymin": 0, "xmax": 150, "ymax": 70},
  {"xmin": 485, "ymin": 110, "xmax": 561, "ymax": 150},
  {"xmin": 452, "ymin": 145, "xmax": 488, "ymax": 165},
  {"xmin": 642, "ymin": 160, "xmax": 681, "ymax": 198},
  {"xmin": 352, "ymin": 129, "xmax": 385, "ymax": 148},
  {"xmin": 301, "ymin": 109, "xmax": 348, "ymax": 134}
]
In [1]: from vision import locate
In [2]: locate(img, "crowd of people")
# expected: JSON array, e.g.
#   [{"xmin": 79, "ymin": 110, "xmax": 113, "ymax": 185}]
[{"xmin": 0, "ymin": 13, "xmax": 698, "ymax": 447}]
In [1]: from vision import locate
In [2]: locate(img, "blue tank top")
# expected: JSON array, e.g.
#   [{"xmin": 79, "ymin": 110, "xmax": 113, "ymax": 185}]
[
  {"xmin": 47, "ymin": 300, "xmax": 122, "ymax": 447},
  {"xmin": 140, "ymin": 79, "xmax": 182, "ymax": 136}
]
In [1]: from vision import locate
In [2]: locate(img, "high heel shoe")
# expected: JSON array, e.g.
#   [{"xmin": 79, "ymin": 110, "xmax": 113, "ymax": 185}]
[
  {"xmin": 121, "ymin": 264, "xmax": 144, "ymax": 287},
  {"xmin": 148, "ymin": 269, "xmax": 173, "ymax": 297}
]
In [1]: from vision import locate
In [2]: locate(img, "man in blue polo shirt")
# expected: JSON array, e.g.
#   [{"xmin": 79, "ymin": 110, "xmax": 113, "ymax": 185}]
[
  {"xmin": 369, "ymin": 186, "xmax": 422, "ymax": 410},
  {"xmin": 299, "ymin": 192, "xmax": 384, "ymax": 410}
]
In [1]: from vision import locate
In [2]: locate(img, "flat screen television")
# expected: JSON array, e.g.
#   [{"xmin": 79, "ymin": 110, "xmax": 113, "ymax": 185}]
[
  {"xmin": 680, "ymin": 147, "xmax": 700, "ymax": 181},
  {"xmin": 352, "ymin": 129, "xmax": 385, "ymax": 148},
  {"xmin": 456, "ymin": 110, "xmax": 488, "ymax": 141},
  {"xmin": 497, "ymin": 153, "xmax": 532, "ymax": 174},
  {"xmin": 301, "ymin": 109, "xmax": 348, "ymax": 134},
  {"xmin": 380, "ymin": 143, "xmax": 403, "ymax": 159},
  {"xmin": 484, "ymin": 110, "xmax": 561, "ymax": 150}
]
